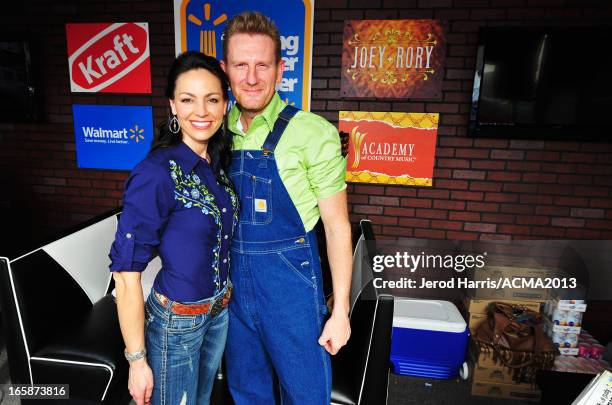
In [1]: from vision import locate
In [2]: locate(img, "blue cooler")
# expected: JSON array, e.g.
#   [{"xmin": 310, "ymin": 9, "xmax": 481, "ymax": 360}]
[{"xmin": 391, "ymin": 298, "xmax": 469, "ymax": 379}]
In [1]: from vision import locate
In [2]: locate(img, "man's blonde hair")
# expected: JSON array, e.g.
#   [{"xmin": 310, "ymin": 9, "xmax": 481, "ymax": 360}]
[{"xmin": 222, "ymin": 11, "xmax": 281, "ymax": 63}]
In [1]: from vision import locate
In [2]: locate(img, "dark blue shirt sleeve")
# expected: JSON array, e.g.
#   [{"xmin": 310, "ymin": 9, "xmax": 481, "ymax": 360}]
[{"xmin": 109, "ymin": 160, "xmax": 174, "ymax": 272}]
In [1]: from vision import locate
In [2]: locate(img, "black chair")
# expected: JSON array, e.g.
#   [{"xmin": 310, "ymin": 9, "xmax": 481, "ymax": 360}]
[
  {"xmin": 330, "ymin": 219, "xmax": 394, "ymax": 405},
  {"xmin": 0, "ymin": 211, "xmax": 392, "ymax": 405},
  {"xmin": 0, "ymin": 210, "xmax": 131, "ymax": 404}
]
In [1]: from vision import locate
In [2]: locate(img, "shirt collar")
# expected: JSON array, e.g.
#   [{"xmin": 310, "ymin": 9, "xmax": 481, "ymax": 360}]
[
  {"xmin": 171, "ymin": 141, "xmax": 207, "ymax": 174},
  {"xmin": 228, "ymin": 92, "xmax": 284, "ymax": 135}
]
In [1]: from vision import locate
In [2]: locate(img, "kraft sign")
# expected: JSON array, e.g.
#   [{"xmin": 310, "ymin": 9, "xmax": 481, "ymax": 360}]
[
  {"xmin": 173, "ymin": 0, "xmax": 313, "ymax": 110},
  {"xmin": 72, "ymin": 105, "xmax": 153, "ymax": 170},
  {"xmin": 66, "ymin": 23, "xmax": 152, "ymax": 93}
]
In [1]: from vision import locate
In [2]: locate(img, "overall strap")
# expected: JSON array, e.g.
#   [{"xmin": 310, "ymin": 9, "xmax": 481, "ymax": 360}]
[{"xmin": 261, "ymin": 104, "xmax": 300, "ymax": 156}]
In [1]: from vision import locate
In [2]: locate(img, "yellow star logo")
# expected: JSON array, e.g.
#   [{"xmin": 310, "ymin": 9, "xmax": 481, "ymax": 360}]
[{"xmin": 129, "ymin": 125, "xmax": 145, "ymax": 143}]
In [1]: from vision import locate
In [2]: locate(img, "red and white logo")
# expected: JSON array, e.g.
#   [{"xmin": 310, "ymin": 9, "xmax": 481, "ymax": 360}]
[{"xmin": 66, "ymin": 23, "xmax": 151, "ymax": 93}]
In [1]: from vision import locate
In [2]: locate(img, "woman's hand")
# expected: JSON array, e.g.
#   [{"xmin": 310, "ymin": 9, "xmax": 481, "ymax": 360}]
[
  {"xmin": 128, "ymin": 358, "xmax": 154, "ymax": 405},
  {"xmin": 113, "ymin": 272, "xmax": 151, "ymax": 403}
]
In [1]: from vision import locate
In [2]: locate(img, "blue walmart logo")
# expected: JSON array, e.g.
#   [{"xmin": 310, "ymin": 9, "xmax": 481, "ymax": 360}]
[{"xmin": 81, "ymin": 124, "xmax": 145, "ymax": 145}]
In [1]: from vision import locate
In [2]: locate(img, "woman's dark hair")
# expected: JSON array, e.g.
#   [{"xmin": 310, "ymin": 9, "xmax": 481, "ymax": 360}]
[{"xmin": 152, "ymin": 51, "xmax": 232, "ymax": 180}]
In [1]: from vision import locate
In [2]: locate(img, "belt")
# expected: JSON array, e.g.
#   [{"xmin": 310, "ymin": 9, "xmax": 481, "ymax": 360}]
[{"xmin": 154, "ymin": 287, "xmax": 232, "ymax": 317}]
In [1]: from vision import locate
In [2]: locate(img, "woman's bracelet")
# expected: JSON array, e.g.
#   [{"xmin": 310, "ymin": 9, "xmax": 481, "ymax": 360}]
[{"xmin": 124, "ymin": 348, "xmax": 147, "ymax": 362}]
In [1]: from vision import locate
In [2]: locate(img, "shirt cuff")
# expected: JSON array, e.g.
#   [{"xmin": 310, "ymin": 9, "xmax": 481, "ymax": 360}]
[
  {"xmin": 109, "ymin": 261, "xmax": 148, "ymax": 272},
  {"xmin": 108, "ymin": 230, "xmax": 148, "ymax": 272},
  {"xmin": 316, "ymin": 182, "xmax": 347, "ymax": 200}
]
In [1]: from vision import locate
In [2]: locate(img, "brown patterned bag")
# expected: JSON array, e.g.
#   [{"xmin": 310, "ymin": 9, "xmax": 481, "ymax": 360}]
[{"xmin": 473, "ymin": 302, "xmax": 558, "ymax": 383}]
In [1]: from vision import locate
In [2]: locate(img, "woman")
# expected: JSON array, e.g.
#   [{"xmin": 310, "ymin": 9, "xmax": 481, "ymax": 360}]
[{"xmin": 109, "ymin": 51, "xmax": 238, "ymax": 405}]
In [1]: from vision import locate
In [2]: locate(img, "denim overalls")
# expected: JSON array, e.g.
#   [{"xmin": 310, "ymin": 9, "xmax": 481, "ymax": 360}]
[{"xmin": 225, "ymin": 106, "xmax": 332, "ymax": 405}]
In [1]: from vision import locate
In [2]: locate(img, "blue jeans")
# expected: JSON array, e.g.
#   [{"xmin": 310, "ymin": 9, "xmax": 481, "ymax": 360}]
[{"xmin": 145, "ymin": 287, "xmax": 229, "ymax": 405}]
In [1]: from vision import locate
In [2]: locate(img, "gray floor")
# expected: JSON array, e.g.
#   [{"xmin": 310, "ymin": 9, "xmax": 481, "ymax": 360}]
[
  {"xmin": 0, "ymin": 335, "xmax": 534, "ymax": 405},
  {"xmin": 388, "ymin": 373, "xmax": 536, "ymax": 405}
]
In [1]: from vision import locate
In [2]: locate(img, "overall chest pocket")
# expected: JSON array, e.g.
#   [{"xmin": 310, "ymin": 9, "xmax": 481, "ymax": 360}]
[
  {"xmin": 229, "ymin": 172, "xmax": 273, "ymax": 225},
  {"xmin": 250, "ymin": 175, "xmax": 272, "ymax": 224}
]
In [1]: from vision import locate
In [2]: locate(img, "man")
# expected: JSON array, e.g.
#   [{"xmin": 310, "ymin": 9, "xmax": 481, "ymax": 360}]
[{"xmin": 220, "ymin": 11, "xmax": 352, "ymax": 405}]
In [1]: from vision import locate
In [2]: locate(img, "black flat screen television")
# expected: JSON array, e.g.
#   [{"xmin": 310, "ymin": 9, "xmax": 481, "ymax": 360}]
[
  {"xmin": 470, "ymin": 26, "xmax": 612, "ymax": 142},
  {"xmin": 0, "ymin": 38, "xmax": 39, "ymax": 123}
]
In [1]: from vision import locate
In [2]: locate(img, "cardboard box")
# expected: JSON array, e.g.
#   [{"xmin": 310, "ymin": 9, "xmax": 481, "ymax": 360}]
[
  {"xmin": 558, "ymin": 347, "xmax": 579, "ymax": 356},
  {"xmin": 470, "ymin": 343, "xmax": 511, "ymax": 369},
  {"xmin": 472, "ymin": 350, "xmax": 535, "ymax": 384},
  {"xmin": 473, "ymin": 363, "xmax": 516, "ymax": 385},
  {"xmin": 550, "ymin": 324, "xmax": 582, "ymax": 334},
  {"xmin": 544, "ymin": 316, "xmax": 582, "ymax": 334},
  {"xmin": 463, "ymin": 296, "xmax": 543, "ymax": 315},
  {"xmin": 550, "ymin": 300, "xmax": 587, "ymax": 312},
  {"xmin": 473, "ymin": 362, "xmax": 537, "ymax": 386},
  {"xmin": 469, "ymin": 256, "xmax": 559, "ymax": 300},
  {"xmin": 468, "ymin": 312, "xmax": 487, "ymax": 335},
  {"xmin": 471, "ymin": 380, "xmax": 541, "ymax": 402},
  {"xmin": 474, "ymin": 350, "xmax": 499, "ymax": 368}
]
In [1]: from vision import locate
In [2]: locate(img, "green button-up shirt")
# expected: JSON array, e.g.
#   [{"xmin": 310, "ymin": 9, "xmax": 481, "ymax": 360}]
[{"xmin": 228, "ymin": 93, "xmax": 347, "ymax": 232}]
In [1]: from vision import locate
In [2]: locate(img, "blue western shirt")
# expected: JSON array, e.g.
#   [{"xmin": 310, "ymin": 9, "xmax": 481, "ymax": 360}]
[{"xmin": 109, "ymin": 142, "xmax": 238, "ymax": 302}]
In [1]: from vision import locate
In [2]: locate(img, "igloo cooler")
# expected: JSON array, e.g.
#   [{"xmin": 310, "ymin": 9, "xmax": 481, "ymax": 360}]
[{"xmin": 391, "ymin": 298, "xmax": 469, "ymax": 379}]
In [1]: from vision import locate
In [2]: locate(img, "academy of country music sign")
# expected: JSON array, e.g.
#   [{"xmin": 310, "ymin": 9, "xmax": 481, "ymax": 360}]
[
  {"xmin": 341, "ymin": 20, "xmax": 446, "ymax": 99},
  {"xmin": 66, "ymin": 23, "xmax": 152, "ymax": 93},
  {"xmin": 173, "ymin": 0, "xmax": 314, "ymax": 110},
  {"xmin": 340, "ymin": 111, "xmax": 438, "ymax": 187}
]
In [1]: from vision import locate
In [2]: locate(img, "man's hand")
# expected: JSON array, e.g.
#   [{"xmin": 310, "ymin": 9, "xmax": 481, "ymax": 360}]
[
  {"xmin": 318, "ymin": 312, "xmax": 351, "ymax": 355},
  {"xmin": 317, "ymin": 190, "xmax": 352, "ymax": 355},
  {"xmin": 128, "ymin": 358, "xmax": 154, "ymax": 405}
]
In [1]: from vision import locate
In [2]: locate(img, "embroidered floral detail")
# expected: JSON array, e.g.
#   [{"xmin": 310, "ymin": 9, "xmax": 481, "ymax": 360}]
[
  {"xmin": 221, "ymin": 174, "xmax": 240, "ymax": 231},
  {"xmin": 219, "ymin": 173, "xmax": 239, "ymax": 279},
  {"xmin": 169, "ymin": 160, "xmax": 239, "ymax": 294}
]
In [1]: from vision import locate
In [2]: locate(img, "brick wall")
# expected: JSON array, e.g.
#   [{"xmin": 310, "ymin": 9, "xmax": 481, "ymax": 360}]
[
  {"xmin": 1, "ymin": 0, "xmax": 175, "ymax": 254},
  {"xmin": 310, "ymin": 0, "xmax": 612, "ymax": 241},
  {"xmin": 1, "ymin": 0, "xmax": 612, "ymax": 254}
]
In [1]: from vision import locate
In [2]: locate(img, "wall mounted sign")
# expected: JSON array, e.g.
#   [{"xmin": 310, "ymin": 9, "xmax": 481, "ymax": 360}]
[
  {"xmin": 173, "ymin": 0, "xmax": 314, "ymax": 110},
  {"xmin": 340, "ymin": 111, "xmax": 438, "ymax": 186},
  {"xmin": 66, "ymin": 23, "xmax": 151, "ymax": 93},
  {"xmin": 341, "ymin": 20, "xmax": 446, "ymax": 99},
  {"xmin": 72, "ymin": 104, "xmax": 153, "ymax": 170}
]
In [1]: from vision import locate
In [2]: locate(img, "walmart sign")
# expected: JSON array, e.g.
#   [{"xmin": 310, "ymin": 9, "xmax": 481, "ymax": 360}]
[{"xmin": 72, "ymin": 104, "xmax": 153, "ymax": 170}]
